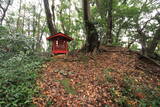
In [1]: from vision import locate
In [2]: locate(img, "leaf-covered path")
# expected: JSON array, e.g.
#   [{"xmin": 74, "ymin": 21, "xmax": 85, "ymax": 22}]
[{"xmin": 33, "ymin": 47, "xmax": 160, "ymax": 107}]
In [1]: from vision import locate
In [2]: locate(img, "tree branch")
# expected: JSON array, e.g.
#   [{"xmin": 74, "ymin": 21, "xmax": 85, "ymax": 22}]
[{"xmin": 0, "ymin": 0, "xmax": 11, "ymax": 25}]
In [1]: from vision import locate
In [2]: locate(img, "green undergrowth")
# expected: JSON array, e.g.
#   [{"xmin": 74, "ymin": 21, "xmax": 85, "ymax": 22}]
[
  {"xmin": 109, "ymin": 76, "xmax": 160, "ymax": 106},
  {"xmin": 101, "ymin": 67, "xmax": 160, "ymax": 106},
  {"xmin": 0, "ymin": 53, "xmax": 48, "ymax": 106},
  {"xmin": 0, "ymin": 26, "xmax": 51, "ymax": 106}
]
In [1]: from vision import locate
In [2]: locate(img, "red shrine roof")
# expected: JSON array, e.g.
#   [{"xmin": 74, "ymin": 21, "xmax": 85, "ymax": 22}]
[{"xmin": 47, "ymin": 33, "xmax": 73, "ymax": 41}]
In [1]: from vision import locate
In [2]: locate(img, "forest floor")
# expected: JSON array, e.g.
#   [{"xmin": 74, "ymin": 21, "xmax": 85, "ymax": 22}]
[{"xmin": 33, "ymin": 46, "xmax": 160, "ymax": 107}]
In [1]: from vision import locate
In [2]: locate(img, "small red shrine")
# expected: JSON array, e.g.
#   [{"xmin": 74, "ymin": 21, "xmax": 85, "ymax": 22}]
[{"xmin": 47, "ymin": 33, "xmax": 73, "ymax": 54}]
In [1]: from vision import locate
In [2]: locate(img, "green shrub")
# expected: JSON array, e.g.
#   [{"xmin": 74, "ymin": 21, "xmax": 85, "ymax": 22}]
[
  {"xmin": 0, "ymin": 26, "xmax": 46, "ymax": 106},
  {"xmin": 0, "ymin": 54, "xmax": 45, "ymax": 106}
]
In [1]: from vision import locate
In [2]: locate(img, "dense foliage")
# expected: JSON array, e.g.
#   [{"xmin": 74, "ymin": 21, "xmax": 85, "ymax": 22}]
[
  {"xmin": 1, "ymin": 0, "xmax": 160, "ymax": 55},
  {"xmin": 0, "ymin": 26, "xmax": 46, "ymax": 106}
]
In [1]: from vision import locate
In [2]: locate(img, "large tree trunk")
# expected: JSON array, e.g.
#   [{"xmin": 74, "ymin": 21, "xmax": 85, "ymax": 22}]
[
  {"xmin": 147, "ymin": 15, "xmax": 160, "ymax": 56},
  {"xmin": 82, "ymin": 0, "xmax": 99, "ymax": 53},
  {"xmin": 136, "ymin": 14, "xmax": 160, "ymax": 56},
  {"xmin": 137, "ymin": 28, "xmax": 147, "ymax": 55},
  {"xmin": 147, "ymin": 26, "xmax": 160, "ymax": 57},
  {"xmin": 43, "ymin": 0, "xmax": 56, "ymax": 35},
  {"xmin": 106, "ymin": 0, "xmax": 113, "ymax": 45},
  {"xmin": 136, "ymin": 19, "xmax": 148, "ymax": 55}
]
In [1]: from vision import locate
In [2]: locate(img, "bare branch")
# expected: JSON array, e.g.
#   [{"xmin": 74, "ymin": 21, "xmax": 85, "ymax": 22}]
[
  {"xmin": 141, "ymin": 18, "xmax": 154, "ymax": 31},
  {"xmin": 0, "ymin": 0, "xmax": 11, "ymax": 25}
]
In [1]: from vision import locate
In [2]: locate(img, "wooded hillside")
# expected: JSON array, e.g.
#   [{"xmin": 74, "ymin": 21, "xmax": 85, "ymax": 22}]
[{"xmin": 0, "ymin": 0, "xmax": 160, "ymax": 106}]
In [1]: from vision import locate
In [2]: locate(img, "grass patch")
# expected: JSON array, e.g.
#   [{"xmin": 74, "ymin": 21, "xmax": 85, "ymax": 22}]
[{"xmin": 59, "ymin": 78, "xmax": 77, "ymax": 95}]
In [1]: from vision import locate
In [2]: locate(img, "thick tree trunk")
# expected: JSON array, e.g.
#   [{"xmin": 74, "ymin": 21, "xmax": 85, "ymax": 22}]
[
  {"xmin": 82, "ymin": 0, "xmax": 99, "ymax": 53},
  {"xmin": 136, "ymin": 19, "xmax": 148, "ymax": 55},
  {"xmin": 137, "ymin": 28, "xmax": 147, "ymax": 55},
  {"xmin": 43, "ymin": 0, "xmax": 56, "ymax": 35},
  {"xmin": 147, "ymin": 26, "xmax": 160, "ymax": 56},
  {"xmin": 147, "ymin": 15, "xmax": 160, "ymax": 56},
  {"xmin": 106, "ymin": 0, "xmax": 113, "ymax": 45}
]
